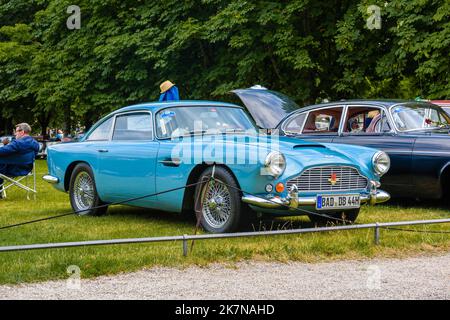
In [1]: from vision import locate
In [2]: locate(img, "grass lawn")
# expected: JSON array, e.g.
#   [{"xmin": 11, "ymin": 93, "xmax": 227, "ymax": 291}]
[{"xmin": 0, "ymin": 159, "xmax": 449, "ymax": 285}]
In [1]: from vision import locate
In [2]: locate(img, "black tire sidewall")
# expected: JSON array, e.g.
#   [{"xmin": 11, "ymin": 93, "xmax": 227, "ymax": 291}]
[
  {"xmin": 69, "ymin": 163, "xmax": 106, "ymax": 216},
  {"xmin": 195, "ymin": 166, "xmax": 242, "ymax": 233}
]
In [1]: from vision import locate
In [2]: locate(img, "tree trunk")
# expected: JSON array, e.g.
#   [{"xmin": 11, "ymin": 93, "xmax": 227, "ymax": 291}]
[
  {"xmin": 38, "ymin": 113, "xmax": 51, "ymax": 138},
  {"xmin": 64, "ymin": 105, "xmax": 72, "ymax": 134}
]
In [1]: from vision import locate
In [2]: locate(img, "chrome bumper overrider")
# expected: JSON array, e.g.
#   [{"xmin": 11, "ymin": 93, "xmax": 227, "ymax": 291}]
[
  {"xmin": 42, "ymin": 175, "xmax": 59, "ymax": 184},
  {"xmin": 242, "ymin": 183, "xmax": 390, "ymax": 210}
]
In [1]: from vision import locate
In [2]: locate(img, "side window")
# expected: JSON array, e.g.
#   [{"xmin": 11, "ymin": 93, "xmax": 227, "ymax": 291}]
[
  {"xmin": 428, "ymin": 109, "xmax": 442, "ymax": 125},
  {"xmin": 113, "ymin": 113, "xmax": 153, "ymax": 141},
  {"xmin": 302, "ymin": 107, "xmax": 343, "ymax": 134},
  {"xmin": 283, "ymin": 113, "xmax": 306, "ymax": 134},
  {"xmin": 86, "ymin": 117, "xmax": 113, "ymax": 141},
  {"xmin": 345, "ymin": 107, "xmax": 388, "ymax": 134},
  {"xmin": 374, "ymin": 116, "xmax": 391, "ymax": 133}
]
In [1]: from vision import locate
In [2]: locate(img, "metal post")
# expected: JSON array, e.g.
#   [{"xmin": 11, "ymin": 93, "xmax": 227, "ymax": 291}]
[
  {"xmin": 374, "ymin": 222, "xmax": 380, "ymax": 245},
  {"xmin": 182, "ymin": 234, "xmax": 188, "ymax": 257},
  {"xmin": 33, "ymin": 162, "xmax": 37, "ymax": 200}
]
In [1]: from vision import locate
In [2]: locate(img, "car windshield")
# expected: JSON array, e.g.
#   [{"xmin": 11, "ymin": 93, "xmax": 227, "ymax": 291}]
[
  {"xmin": 390, "ymin": 103, "xmax": 450, "ymax": 132},
  {"xmin": 155, "ymin": 106, "xmax": 258, "ymax": 139}
]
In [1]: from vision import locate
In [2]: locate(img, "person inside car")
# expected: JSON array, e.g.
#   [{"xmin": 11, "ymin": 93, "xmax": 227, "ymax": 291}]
[{"xmin": 349, "ymin": 119, "xmax": 360, "ymax": 132}]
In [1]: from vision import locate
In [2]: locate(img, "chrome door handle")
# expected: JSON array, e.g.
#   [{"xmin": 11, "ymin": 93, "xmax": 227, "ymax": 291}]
[
  {"xmin": 97, "ymin": 149, "xmax": 109, "ymax": 153},
  {"xmin": 159, "ymin": 158, "xmax": 181, "ymax": 167}
]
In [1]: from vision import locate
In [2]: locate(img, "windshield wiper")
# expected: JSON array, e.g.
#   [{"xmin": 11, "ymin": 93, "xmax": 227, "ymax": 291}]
[{"xmin": 224, "ymin": 128, "xmax": 246, "ymax": 134}]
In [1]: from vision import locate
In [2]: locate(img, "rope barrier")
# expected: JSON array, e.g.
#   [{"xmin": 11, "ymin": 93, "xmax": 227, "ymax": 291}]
[
  {"xmin": 0, "ymin": 180, "xmax": 205, "ymax": 231},
  {"xmin": 1, "ymin": 169, "xmax": 449, "ymax": 238}
]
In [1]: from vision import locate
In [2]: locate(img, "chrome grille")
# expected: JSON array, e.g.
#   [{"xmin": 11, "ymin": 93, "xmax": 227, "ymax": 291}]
[{"xmin": 287, "ymin": 166, "xmax": 369, "ymax": 192}]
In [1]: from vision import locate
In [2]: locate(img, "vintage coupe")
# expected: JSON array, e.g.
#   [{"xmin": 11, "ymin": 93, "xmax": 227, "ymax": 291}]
[
  {"xmin": 431, "ymin": 100, "xmax": 450, "ymax": 117},
  {"xmin": 233, "ymin": 87, "xmax": 450, "ymax": 201},
  {"xmin": 43, "ymin": 101, "xmax": 390, "ymax": 233}
]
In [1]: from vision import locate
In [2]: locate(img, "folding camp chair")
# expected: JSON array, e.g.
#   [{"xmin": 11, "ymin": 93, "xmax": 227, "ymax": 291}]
[{"xmin": 0, "ymin": 162, "xmax": 37, "ymax": 200}]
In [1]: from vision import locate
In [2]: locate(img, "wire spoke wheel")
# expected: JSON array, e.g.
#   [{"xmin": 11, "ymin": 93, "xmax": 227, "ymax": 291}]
[
  {"xmin": 73, "ymin": 171, "xmax": 95, "ymax": 212},
  {"xmin": 201, "ymin": 179, "xmax": 232, "ymax": 229},
  {"xmin": 195, "ymin": 167, "xmax": 243, "ymax": 233},
  {"xmin": 69, "ymin": 163, "xmax": 108, "ymax": 216}
]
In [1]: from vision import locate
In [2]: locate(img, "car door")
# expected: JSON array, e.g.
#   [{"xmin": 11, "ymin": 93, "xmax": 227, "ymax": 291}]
[
  {"xmin": 97, "ymin": 111, "xmax": 159, "ymax": 205},
  {"xmin": 281, "ymin": 106, "xmax": 345, "ymax": 143},
  {"xmin": 332, "ymin": 105, "xmax": 415, "ymax": 196}
]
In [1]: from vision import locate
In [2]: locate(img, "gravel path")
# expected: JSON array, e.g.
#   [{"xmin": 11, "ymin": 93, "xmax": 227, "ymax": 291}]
[{"xmin": 1, "ymin": 253, "xmax": 449, "ymax": 300}]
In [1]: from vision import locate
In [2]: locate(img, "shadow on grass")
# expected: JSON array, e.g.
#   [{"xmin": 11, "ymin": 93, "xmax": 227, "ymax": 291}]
[
  {"xmin": 106, "ymin": 205, "xmax": 197, "ymax": 224},
  {"xmin": 105, "ymin": 205, "xmax": 317, "ymax": 233},
  {"xmin": 384, "ymin": 197, "xmax": 449, "ymax": 210},
  {"xmin": 98, "ymin": 197, "xmax": 449, "ymax": 235}
]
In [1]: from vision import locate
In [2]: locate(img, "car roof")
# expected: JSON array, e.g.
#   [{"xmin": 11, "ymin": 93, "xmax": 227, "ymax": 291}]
[
  {"xmin": 297, "ymin": 99, "xmax": 433, "ymax": 112},
  {"xmin": 111, "ymin": 100, "xmax": 242, "ymax": 115},
  {"xmin": 431, "ymin": 100, "xmax": 450, "ymax": 107}
]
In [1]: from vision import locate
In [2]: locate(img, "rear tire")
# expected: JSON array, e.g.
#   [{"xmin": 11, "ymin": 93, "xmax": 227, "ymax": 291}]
[
  {"xmin": 69, "ymin": 163, "xmax": 108, "ymax": 216},
  {"xmin": 308, "ymin": 209, "xmax": 360, "ymax": 226}
]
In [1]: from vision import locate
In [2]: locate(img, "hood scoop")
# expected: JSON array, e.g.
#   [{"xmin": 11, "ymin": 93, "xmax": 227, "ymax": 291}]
[{"xmin": 293, "ymin": 144, "xmax": 326, "ymax": 149}]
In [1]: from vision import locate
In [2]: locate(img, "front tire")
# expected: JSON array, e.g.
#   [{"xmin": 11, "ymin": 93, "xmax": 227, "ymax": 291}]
[
  {"xmin": 69, "ymin": 163, "xmax": 108, "ymax": 216},
  {"xmin": 194, "ymin": 167, "xmax": 243, "ymax": 233}
]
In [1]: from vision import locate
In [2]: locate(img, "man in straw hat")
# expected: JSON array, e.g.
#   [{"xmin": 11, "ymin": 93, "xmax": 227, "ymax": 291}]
[{"xmin": 159, "ymin": 80, "xmax": 180, "ymax": 102}]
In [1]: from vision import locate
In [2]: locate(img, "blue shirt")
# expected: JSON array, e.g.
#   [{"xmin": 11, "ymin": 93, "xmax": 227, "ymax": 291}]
[
  {"xmin": 159, "ymin": 86, "xmax": 180, "ymax": 102},
  {"xmin": 0, "ymin": 136, "xmax": 40, "ymax": 166}
]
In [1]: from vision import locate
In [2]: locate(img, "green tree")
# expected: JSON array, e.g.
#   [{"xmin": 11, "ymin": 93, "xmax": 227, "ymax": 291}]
[
  {"xmin": 1, "ymin": 0, "xmax": 449, "ymax": 136},
  {"xmin": 335, "ymin": 0, "xmax": 450, "ymax": 99}
]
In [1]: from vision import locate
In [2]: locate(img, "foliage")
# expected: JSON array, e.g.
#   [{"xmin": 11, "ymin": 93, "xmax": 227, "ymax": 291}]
[{"xmin": 0, "ymin": 0, "xmax": 449, "ymax": 134}]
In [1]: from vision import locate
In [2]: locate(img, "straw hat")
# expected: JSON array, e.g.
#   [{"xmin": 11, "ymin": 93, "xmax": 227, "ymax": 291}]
[{"xmin": 160, "ymin": 80, "xmax": 175, "ymax": 93}]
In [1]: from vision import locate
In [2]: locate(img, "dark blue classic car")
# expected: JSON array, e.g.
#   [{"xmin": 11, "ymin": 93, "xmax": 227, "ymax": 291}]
[
  {"xmin": 234, "ymin": 87, "xmax": 450, "ymax": 201},
  {"xmin": 432, "ymin": 100, "xmax": 450, "ymax": 117}
]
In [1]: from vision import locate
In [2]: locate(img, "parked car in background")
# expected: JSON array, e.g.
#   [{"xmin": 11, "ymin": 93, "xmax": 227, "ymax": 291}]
[
  {"xmin": 431, "ymin": 100, "xmax": 450, "ymax": 117},
  {"xmin": 39, "ymin": 140, "xmax": 62, "ymax": 159},
  {"xmin": 32, "ymin": 135, "xmax": 65, "ymax": 159},
  {"xmin": 233, "ymin": 87, "xmax": 450, "ymax": 201},
  {"xmin": 43, "ymin": 101, "xmax": 390, "ymax": 233}
]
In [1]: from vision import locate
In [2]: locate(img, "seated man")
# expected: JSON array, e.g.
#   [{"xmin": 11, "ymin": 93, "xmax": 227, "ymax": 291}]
[{"xmin": 0, "ymin": 123, "xmax": 40, "ymax": 198}]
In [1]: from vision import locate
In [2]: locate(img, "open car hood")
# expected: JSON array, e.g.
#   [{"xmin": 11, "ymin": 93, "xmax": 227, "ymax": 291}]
[{"xmin": 231, "ymin": 86, "xmax": 301, "ymax": 129}]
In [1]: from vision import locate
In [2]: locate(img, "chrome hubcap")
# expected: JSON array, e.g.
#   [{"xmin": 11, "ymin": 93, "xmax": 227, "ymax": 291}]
[
  {"xmin": 73, "ymin": 171, "xmax": 95, "ymax": 213},
  {"xmin": 202, "ymin": 179, "xmax": 232, "ymax": 229}
]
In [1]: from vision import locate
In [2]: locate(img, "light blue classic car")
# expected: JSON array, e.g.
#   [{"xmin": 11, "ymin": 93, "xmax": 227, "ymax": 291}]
[{"xmin": 43, "ymin": 100, "xmax": 390, "ymax": 233}]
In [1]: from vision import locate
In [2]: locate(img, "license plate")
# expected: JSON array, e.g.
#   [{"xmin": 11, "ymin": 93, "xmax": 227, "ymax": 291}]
[{"xmin": 316, "ymin": 194, "xmax": 360, "ymax": 210}]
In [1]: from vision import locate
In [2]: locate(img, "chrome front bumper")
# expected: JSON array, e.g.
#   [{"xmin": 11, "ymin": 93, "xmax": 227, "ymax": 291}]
[{"xmin": 242, "ymin": 184, "xmax": 390, "ymax": 210}]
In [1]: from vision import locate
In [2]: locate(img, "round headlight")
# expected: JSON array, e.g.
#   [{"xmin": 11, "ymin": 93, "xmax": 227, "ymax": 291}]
[
  {"xmin": 264, "ymin": 151, "xmax": 286, "ymax": 177},
  {"xmin": 372, "ymin": 151, "xmax": 390, "ymax": 176}
]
